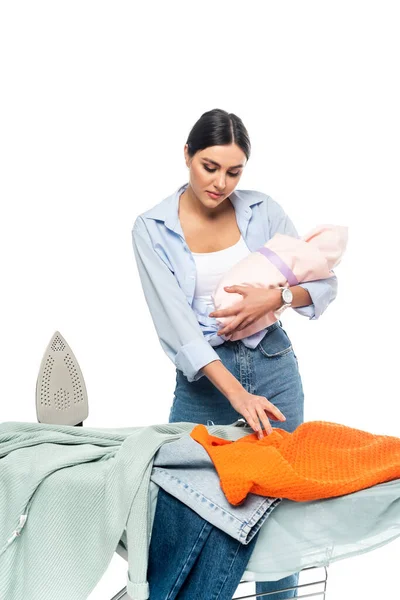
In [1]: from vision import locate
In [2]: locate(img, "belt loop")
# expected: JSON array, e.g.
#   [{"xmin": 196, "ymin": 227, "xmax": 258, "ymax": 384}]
[{"xmin": 278, "ymin": 319, "xmax": 282, "ymax": 327}]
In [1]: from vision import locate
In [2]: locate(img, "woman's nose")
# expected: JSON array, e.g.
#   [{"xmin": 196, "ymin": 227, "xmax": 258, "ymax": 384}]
[{"xmin": 215, "ymin": 175, "xmax": 226, "ymax": 190}]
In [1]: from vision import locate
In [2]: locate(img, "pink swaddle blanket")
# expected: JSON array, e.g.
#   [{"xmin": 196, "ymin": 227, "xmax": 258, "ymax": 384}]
[{"xmin": 211, "ymin": 224, "xmax": 348, "ymax": 340}]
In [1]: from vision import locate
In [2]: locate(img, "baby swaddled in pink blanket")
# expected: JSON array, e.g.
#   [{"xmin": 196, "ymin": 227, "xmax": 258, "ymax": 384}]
[{"xmin": 211, "ymin": 224, "xmax": 348, "ymax": 341}]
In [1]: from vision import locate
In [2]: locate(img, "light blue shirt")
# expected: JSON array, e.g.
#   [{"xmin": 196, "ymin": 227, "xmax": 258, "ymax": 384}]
[{"xmin": 131, "ymin": 182, "xmax": 338, "ymax": 382}]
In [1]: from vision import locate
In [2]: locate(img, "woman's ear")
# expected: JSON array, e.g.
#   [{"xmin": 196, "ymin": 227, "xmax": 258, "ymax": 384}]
[{"xmin": 184, "ymin": 144, "xmax": 190, "ymax": 168}]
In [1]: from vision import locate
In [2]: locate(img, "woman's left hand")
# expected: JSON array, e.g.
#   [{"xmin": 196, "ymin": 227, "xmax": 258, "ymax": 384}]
[{"xmin": 209, "ymin": 285, "xmax": 282, "ymax": 337}]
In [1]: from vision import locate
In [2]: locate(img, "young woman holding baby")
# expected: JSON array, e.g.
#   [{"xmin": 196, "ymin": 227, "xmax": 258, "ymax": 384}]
[{"xmin": 132, "ymin": 107, "xmax": 338, "ymax": 599}]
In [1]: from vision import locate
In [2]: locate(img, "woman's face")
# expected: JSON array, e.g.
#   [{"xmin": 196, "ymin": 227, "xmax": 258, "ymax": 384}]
[{"xmin": 184, "ymin": 143, "xmax": 247, "ymax": 209}]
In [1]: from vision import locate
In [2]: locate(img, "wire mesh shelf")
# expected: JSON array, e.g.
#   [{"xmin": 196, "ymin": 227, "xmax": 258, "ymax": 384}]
[{"xmin": 110, "ymin": 565, "xmax": 329, "ymax": 599}]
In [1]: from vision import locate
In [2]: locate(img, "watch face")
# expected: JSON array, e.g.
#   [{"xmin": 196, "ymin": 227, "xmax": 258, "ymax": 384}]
[{"xmin": 283, "ymin": 288, "xmax": 293, "ymax": 303}]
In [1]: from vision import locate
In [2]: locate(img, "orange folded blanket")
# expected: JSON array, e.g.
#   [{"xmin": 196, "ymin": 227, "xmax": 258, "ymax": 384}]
[{"xmin": 189, "ymin": 420, "xmax": 400, "ymax": 503}]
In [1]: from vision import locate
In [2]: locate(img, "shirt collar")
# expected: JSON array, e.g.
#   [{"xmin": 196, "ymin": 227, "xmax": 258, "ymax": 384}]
[{"xmin": 144, "ymin": 182, "xmax": 263, "ymax": 237}]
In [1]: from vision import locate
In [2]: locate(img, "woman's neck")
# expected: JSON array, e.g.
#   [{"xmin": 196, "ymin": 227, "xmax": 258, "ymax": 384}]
[{"xmin": 179, "ymin": 186, "xmax": 232, "ymax": 221}]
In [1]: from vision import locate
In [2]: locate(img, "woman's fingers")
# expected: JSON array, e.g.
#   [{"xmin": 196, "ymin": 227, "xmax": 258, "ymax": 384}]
[
  {"xmin": 236, "ymin": 317, "xmax": 254, "ymax": 332},
  {"xmin": 250, "ymin": 399, "xmax": 286, "ymax": 438},
  {"xmin": 218, "ymin": 314, "xmax": 244, "ymax": 336},
  {"xmin": 243, "ymin": 405, "xmax": 272, "ymax": 439},
  {"xmin": 229, "ymin": 391, "xmax": 286, "ymax": 438},
  {"xmin": 263, "ymin": 399, "xmax": 286, "ymax": 422},
  {"xmin": 242, "ymin": 408, "xmax": 262, "ymax": 437},
  {"xmin": 255, "ymin": 405, "xmax": 273, "ymax": 436}
]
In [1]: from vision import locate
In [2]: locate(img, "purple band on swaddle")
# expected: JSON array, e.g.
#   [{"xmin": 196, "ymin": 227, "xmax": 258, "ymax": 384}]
[{"xmin": 257, "ymin": 247, "xmax": 299, "ymax": 286}]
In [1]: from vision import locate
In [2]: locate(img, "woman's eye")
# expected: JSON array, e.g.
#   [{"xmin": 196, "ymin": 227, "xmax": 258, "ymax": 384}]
[{"xmin": 203, "ymin": 165, "xmax": 240, "ymax": 177}]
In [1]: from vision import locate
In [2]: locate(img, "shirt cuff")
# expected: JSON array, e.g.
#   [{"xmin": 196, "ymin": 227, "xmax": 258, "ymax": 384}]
[
  {"xmin": 175, "ymin": 338, "xmax": 221, "ymax": 382},
  {"xmin": 126, "ymin": 578, "xmax": 149, "ymax": 599},
  {"xmin": 292, "ymin": 277, "xmax": 337, "ymax": 320}
]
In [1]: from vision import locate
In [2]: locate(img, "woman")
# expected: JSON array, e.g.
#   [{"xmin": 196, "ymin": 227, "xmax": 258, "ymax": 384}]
[{"xmin": 132, "ymin": 108, "xmax": 338, "ymax": 599}]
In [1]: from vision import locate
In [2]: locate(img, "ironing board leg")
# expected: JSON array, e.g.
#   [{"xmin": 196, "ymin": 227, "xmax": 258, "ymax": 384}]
[{"xmin": 110, "ymin": 586, "xmax": 128, "ymax": 599}]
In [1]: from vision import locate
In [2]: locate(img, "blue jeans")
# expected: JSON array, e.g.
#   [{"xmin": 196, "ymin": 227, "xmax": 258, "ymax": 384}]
[
  {"xmin": 169, "ymin": 320, "xmax": 304, "ymax": 599},
  {"xmin": 147, "ymin": 487, "xmax": 261, "ymax": 599}
]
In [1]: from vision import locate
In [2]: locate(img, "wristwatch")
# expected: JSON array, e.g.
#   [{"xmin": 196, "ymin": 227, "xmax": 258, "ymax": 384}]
[{"xmin": 275, "ymin": 286, "xmax": 293, "ymax": 315}]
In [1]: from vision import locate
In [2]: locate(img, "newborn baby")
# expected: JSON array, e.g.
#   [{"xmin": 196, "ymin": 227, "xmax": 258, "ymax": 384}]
[{"xmin": 211, "ymin": 224, "xmax": 348, "ymax": 340}]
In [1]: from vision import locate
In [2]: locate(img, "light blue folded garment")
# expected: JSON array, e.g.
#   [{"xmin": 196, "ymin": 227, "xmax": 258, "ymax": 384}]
[{"xmin": 151, "ymin": 433, "xmax": 281, "ymax": 544}]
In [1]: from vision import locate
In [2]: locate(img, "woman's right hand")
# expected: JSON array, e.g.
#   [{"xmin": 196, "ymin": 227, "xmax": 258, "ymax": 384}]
[{"xmin": 228, "ymin": 389, "xmax": 286, "ymax": 438}]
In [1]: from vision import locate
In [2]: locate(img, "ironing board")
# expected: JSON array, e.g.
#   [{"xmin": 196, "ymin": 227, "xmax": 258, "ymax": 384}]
[
  {"xmin": 34, "ymin": 331, "xmax": 400, "ymax": 600},
  {"xmin": 109, "ymin": 472, "xmax": 400, "ymax": 599}
]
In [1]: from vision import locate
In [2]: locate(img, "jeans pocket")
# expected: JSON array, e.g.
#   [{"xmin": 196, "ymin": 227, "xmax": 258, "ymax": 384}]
[{"xmin": 257, "ymin": 325, "xmax": 293, "ymax": 358}]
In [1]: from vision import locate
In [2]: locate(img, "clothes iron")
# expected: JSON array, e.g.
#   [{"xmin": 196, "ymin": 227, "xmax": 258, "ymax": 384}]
[{"xmin": 36, "ymin": 330, "xmax": 88, "ymax": 426}]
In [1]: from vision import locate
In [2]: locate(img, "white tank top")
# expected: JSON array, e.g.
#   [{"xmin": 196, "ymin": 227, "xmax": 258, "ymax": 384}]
[{"xmin": 191, "ymin": 235, "xmax": 251, "ymax": 315}]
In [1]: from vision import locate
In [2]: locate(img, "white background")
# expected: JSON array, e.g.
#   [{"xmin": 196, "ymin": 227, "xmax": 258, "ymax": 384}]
[{"xmin": 1, "ymin": 1, "xmax": 399, "ymax": 598}]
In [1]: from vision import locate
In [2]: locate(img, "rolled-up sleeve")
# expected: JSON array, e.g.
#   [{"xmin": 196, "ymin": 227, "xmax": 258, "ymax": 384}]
[
  {"xmin": 132, "ymin": 217, "xmax": 221, "ymax": 381},
  {"xmin": 267, "ymin": 196, "xmax": 338, "ymax": 320}
]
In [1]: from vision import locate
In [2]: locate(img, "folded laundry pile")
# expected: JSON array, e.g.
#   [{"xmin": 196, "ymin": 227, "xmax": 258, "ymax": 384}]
[
  {"xmin": 0, "ymin": 420, "xmax": 273, "ymax": 600},
  {"xmin": 190, "ymin": 420, "xmax": 400, "ymax": 502},
  {"xmin": 1, "ymin": 419, "xmax": 399, "ymax": 600}
]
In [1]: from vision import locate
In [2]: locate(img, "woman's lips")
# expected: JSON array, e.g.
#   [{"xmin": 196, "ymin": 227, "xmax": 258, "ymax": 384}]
[{"xmin": 206, "ymin": 191, "xmax": 223, "ymax": 199}]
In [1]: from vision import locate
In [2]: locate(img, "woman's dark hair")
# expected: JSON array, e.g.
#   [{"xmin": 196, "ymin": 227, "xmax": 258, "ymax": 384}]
[{"xmin": 186, "ymin": 108, "xmax": 251, "ymax": 161}]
